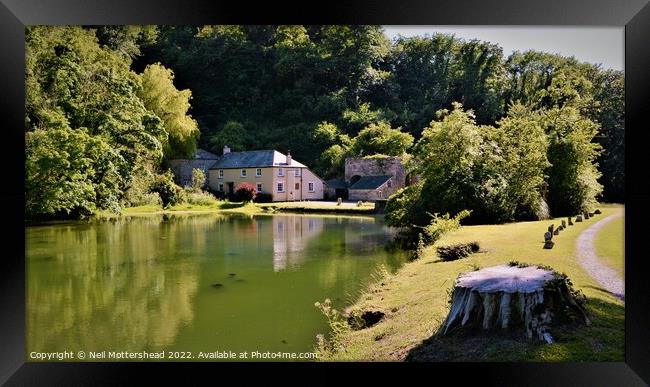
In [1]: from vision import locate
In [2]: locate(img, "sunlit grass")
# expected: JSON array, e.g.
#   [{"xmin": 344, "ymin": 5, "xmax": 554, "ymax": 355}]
[
  {"xmin": 320, "ymin": 205, "xmax": 625, "ymax": 362},
  {"xmin": 593, "ymin": 214, "xmax": 624, "ymax": 278}
]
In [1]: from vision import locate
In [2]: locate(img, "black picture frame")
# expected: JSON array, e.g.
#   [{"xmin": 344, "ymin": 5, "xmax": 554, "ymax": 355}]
[{"xmin": 1, "ymin": 0, "xmax": 649, "ymax": 385}]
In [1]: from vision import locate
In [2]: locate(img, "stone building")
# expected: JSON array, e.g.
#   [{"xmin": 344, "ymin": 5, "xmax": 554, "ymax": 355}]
[
  {"xmin": 168, "ymin": 149, "xmax": 220, "ymax": 187},
  {"xmin": 325, "ymin": 156, "xmax": 409, "ymax": 201}
]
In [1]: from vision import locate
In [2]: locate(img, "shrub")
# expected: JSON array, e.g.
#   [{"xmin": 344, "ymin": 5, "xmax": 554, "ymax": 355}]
[
  {"xmin": 130, "ymin": 192, "xmax": 162, "ymax": 207},
  {"xmin": 152, "ymin": 171, "xmax": 184, "ymax": 208},
  {"xmin": 185, "ymin": 190, "xmax": 218, "ymax": 206},
  {"xmin": 233, "ymin": 182, "xmax": 257, "ymax": 202},
  {"xmin": 314, "ymin": 298, "xmax": 351, "ymax": 355},
  {"xmin": 422, "ymin": 210, "xmax": 471, "ymax": 245},
  {"xmin": 436, "ymin": 241, "xmax": 480, "ymax": 262},
  {"xmin": 190, "ymin": 168, "xmax": 206, "ymax": 191},
  {"xmin": 254, "ymin": 192, "xmax": 273, "ymax": 203}
]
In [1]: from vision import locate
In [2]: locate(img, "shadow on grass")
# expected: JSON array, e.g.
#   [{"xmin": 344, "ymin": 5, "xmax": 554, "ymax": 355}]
[
  {"xmin": 583, "ymin": 285, "xmax": 625, "ymax": 302},
  {"xmin": 219, "ymin": 202, "xmax": 246, "ymax": 209},
  {"xmin": 404, "ymin": 298, "xmax": 624, "ymax": 362}
]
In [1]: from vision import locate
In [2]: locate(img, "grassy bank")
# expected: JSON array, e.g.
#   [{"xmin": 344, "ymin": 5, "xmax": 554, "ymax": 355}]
[
  {"xmin": 593, "ymin": 213, "xmax": 625, "ymax": 278},
  {"xmin": 95, "ymin": 200, "xmax": 378, "ymax": 219},
  {"xmin": 95, "ymin": 201, "xmax": 264, "ymax": 219},
  {"xmin": 320, "ymin": 205, "xmax": 625, "ymax": 362},
  {"xmin": 257, "ymin": 201, "xmax": 376, "ymax": 214}
]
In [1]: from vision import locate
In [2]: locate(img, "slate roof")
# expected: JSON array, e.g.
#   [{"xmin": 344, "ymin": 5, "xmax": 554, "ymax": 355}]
[
  {"xmin": 349, "ymin": 175, "xmax": 392, "ymax": 190},
  {"xmin": 325, "ymin": 179, "xmax": 349, "ymax": 189},
  {"xmin": 194, "ymin": 149, "xmax": 220, "ymax": 160},
  {"xmin": 208, "ymin": 150, "xmax": 307, "ymax": 169}
]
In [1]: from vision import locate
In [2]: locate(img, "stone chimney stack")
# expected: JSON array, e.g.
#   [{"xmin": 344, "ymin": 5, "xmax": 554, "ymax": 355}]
[
  {"xmin": 286, "ymin": 150, "xmax": 292, "ymax": 165},
  {"xmin": 223, "ymin": 145, "xmax": 231, "ymax": 155}
]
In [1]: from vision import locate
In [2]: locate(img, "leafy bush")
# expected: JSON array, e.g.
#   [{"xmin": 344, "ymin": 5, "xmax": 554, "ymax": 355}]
[
  {"xmin": 152, "ymin": 171, "xmax": 184, "ymax": 208},
  {"xmin": 385, "ymin": 185, "xmax": 426, "ymax": 228},
  {"xmin": 436, "ymin": 241, "xmax": 480, "ymax": 262},
  {"xmin": 185, "ymin": 190, "xmax": 218, "ymax": 206},
  {"xmin": 232, "ymin": 182, "xmax": 257, "ymax": 202},
  {"xmin": 422, "ymin": 210, "xmax": 471, "ymax": 245},
  {"xmin": 314, "ymin": 298, "xmax": 351, "ymax": 355},
  {"xmin": 392, "ymin": 209, "xmax": 471, "ymax": 252},
  {"xmin": 190, "ymin": 168, "xmax": 206, "ymax": 191},
  {"xmin": 254, "ymin": 192, "xmax": 273, "ymax": 203},
  {"xmin": 130, "ymin": 192, "xmax": 162, "ymax": 207}
]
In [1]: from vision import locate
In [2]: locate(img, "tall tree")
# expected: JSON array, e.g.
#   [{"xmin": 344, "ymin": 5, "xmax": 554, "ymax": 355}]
[{"xmin": 138, "ymin": 63, "xmax": 200, "ymax": 159}]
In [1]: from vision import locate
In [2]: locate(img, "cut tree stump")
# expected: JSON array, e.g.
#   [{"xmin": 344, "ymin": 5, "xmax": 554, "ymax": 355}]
[
  {"xmin": 568, "ymin": 217, "xmax": 573, "ymax": 226},
  {"xmin": 575, "ymin": 215, "xmax": 583, "ymax": 222},
  {"xmin": 438, "ymin": 264, "xmax": 590, "ymax": 343}
]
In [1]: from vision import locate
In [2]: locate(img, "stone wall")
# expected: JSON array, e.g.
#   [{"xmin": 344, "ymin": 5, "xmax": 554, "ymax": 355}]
[
  {"xmin": 349, "ymin": 187, "xmax": 388, "ymax": 201},
  {"xmin": 168, "ymin": 159, "xmax": 216, "ymax": 187},
  {"xmin": 344, "ymin": 157, "xmax": 407, "ymax": 188}
]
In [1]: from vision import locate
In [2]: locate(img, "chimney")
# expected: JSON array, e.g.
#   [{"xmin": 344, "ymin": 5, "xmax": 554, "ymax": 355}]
[
  {"xmin": 223, "ymin": 145, "xmax": 231, "ymax": 155},
  {"xmin": 286, "ymin": 150, "xmax": 292, "ymax": 165}
]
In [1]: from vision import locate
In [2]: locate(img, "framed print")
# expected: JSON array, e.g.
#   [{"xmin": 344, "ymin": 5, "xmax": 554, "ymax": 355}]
[{"xmin": 1, "ymin": 0, "xmax": 649, "ymax": 384}]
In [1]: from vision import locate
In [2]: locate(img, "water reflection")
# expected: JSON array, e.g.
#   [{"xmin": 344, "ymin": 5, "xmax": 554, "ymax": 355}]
[
  {"xmin": 26, "ymin": 214, "xmax": 406, "ymax": 357},
  {"xmin": 272, "ymin": 216, "xmax": 325, "ymax": 272}
]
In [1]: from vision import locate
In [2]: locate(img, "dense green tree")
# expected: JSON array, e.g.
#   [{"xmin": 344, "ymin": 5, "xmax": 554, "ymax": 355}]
[
  {"xmin": 492, "ymin": 103, "xmax": 550, "ymax": 219},
  {"xmin": 208, "ymin": 121, "xmax": 250, "ymax": 154},
  {"xmin": 348, "ymin": 121, "xmax": 414, "ymax": 157},
  {"xmin": 138, "ymin": 63, "xmax": 200, "ymax": 159},
  {"xmin": 589, "ymin": 69, "xmax": 625, "ymax": 203},
  {"xmin": 25, "ymin": 26, "xmax": 197, "ymax": 218},
  {"xmin": 26, "ymin": 25, "xmax": 624, "ymax": 220}
]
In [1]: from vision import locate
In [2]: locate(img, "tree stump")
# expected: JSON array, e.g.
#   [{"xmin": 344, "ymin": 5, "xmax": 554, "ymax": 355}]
[
  {"xmin": 575, "ymin": 215, "xmax": 583, "ymax": 222},
  {"xmin": 547, "ymin": 224, "xmax": 554, "ymax": 234},
  {"xmin": 553, "ymin": 228, "xmax": 560, "ymax": 235},
  {"xmin": 568, "ymin": 217, "xmax": 573, "ymax": 226},
  {"xmin": 584, "ymin": 212, "xmax": 590, "ymax": 219},
  {"xmin": 561, "ymin": 220, "xmax": 566, "ymax": 228},
  {"xmin": 594, "ymin": 209, "xmax": 602, "ymax": 214},
  {"xmin": 439, "ymin": 264, "xmax": 590, "ymax": 343}
]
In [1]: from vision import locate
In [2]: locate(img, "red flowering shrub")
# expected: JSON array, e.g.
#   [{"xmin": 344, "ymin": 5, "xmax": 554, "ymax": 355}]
[{"xmin": 233, "ymin": 182, "xmax": 257, "ymax": 202}]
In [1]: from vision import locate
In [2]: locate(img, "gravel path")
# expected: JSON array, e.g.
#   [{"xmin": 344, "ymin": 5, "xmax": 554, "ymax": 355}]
[{"xmin": 575, "ymin": 209, "xmax": 625, "ymax": 301}]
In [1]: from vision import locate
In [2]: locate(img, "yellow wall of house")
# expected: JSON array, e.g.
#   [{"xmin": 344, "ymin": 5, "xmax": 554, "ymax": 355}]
[
  {"xmin": 208, "ymin": 167, "xmax": 274, "ymax": 195},
  {"xmin": 208, "ymin": 167, "xmax": 324, "ymax": 201}
]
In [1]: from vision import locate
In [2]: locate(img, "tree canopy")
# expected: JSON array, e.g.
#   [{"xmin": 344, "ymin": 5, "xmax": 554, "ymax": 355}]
[{"xmin": 26, "ymin": 25, "xmax": 624, "ymax": 220}]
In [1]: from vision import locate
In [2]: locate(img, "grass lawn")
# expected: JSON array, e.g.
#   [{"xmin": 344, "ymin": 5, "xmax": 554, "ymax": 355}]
[
  {"xmin": 320, "ymin": 205, "xmax": 625, "ymax": 362},
  {"xmin": 593, "ymin": 213, "xmax": 625, "ymax": 278}
]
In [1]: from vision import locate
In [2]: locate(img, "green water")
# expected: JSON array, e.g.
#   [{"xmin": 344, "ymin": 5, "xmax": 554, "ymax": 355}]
[{"xmin": 26, "ymin": 213, "xmax": 406, "ymax": 361}]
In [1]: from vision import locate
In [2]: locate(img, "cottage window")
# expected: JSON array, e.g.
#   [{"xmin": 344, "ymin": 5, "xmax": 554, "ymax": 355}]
[
  {"xmin": 387, "ymin": 180, "xmax": 392, "ymax": 188},
  {"xmin": 241, "ymin": 169, "xmax": 247, "ymax": 177},
  {"xmin": 218, "ymin": 169, "xmax": 224, "ymax": 179},
  {"xmin": 256, "ymin": 168, "xmax": 262, "ymax": 177},
  {"xmin": 257, "ymin": 183, "xmax": 262, "ymax": 192},
  {"xmin": 277, "ymin": 182, "xmax": 284, "ymax": 192},
  {"xmin": 308, "ymin": 182, "xmax": 315, "ymax": 192},
  {"xmin": 278, "ymin": 168, "xmax": 284, "ymax": 177},
  {"xmin": 218, "ymin": 183, "xmax": 224, "ymax": 192},
  {"xmin": 295, "ymin": 183, "xmax": 300, "ymax": 190},
  {"xmin": 295, "ymin": 169, "xmax": 301, "ymax": 177}
]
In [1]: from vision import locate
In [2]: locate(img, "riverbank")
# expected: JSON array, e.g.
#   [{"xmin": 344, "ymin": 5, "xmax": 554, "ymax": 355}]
[
  {"xmin": 319, "ymin": 204, "xmax": 624, "ymax": 362},
  {"xmin": 258, "ymin": 201, "xmax": 376, "ymax": 215},
  {"xmin": 94, "ymin": 200, "xmax": 377, "ymax": 219}
]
